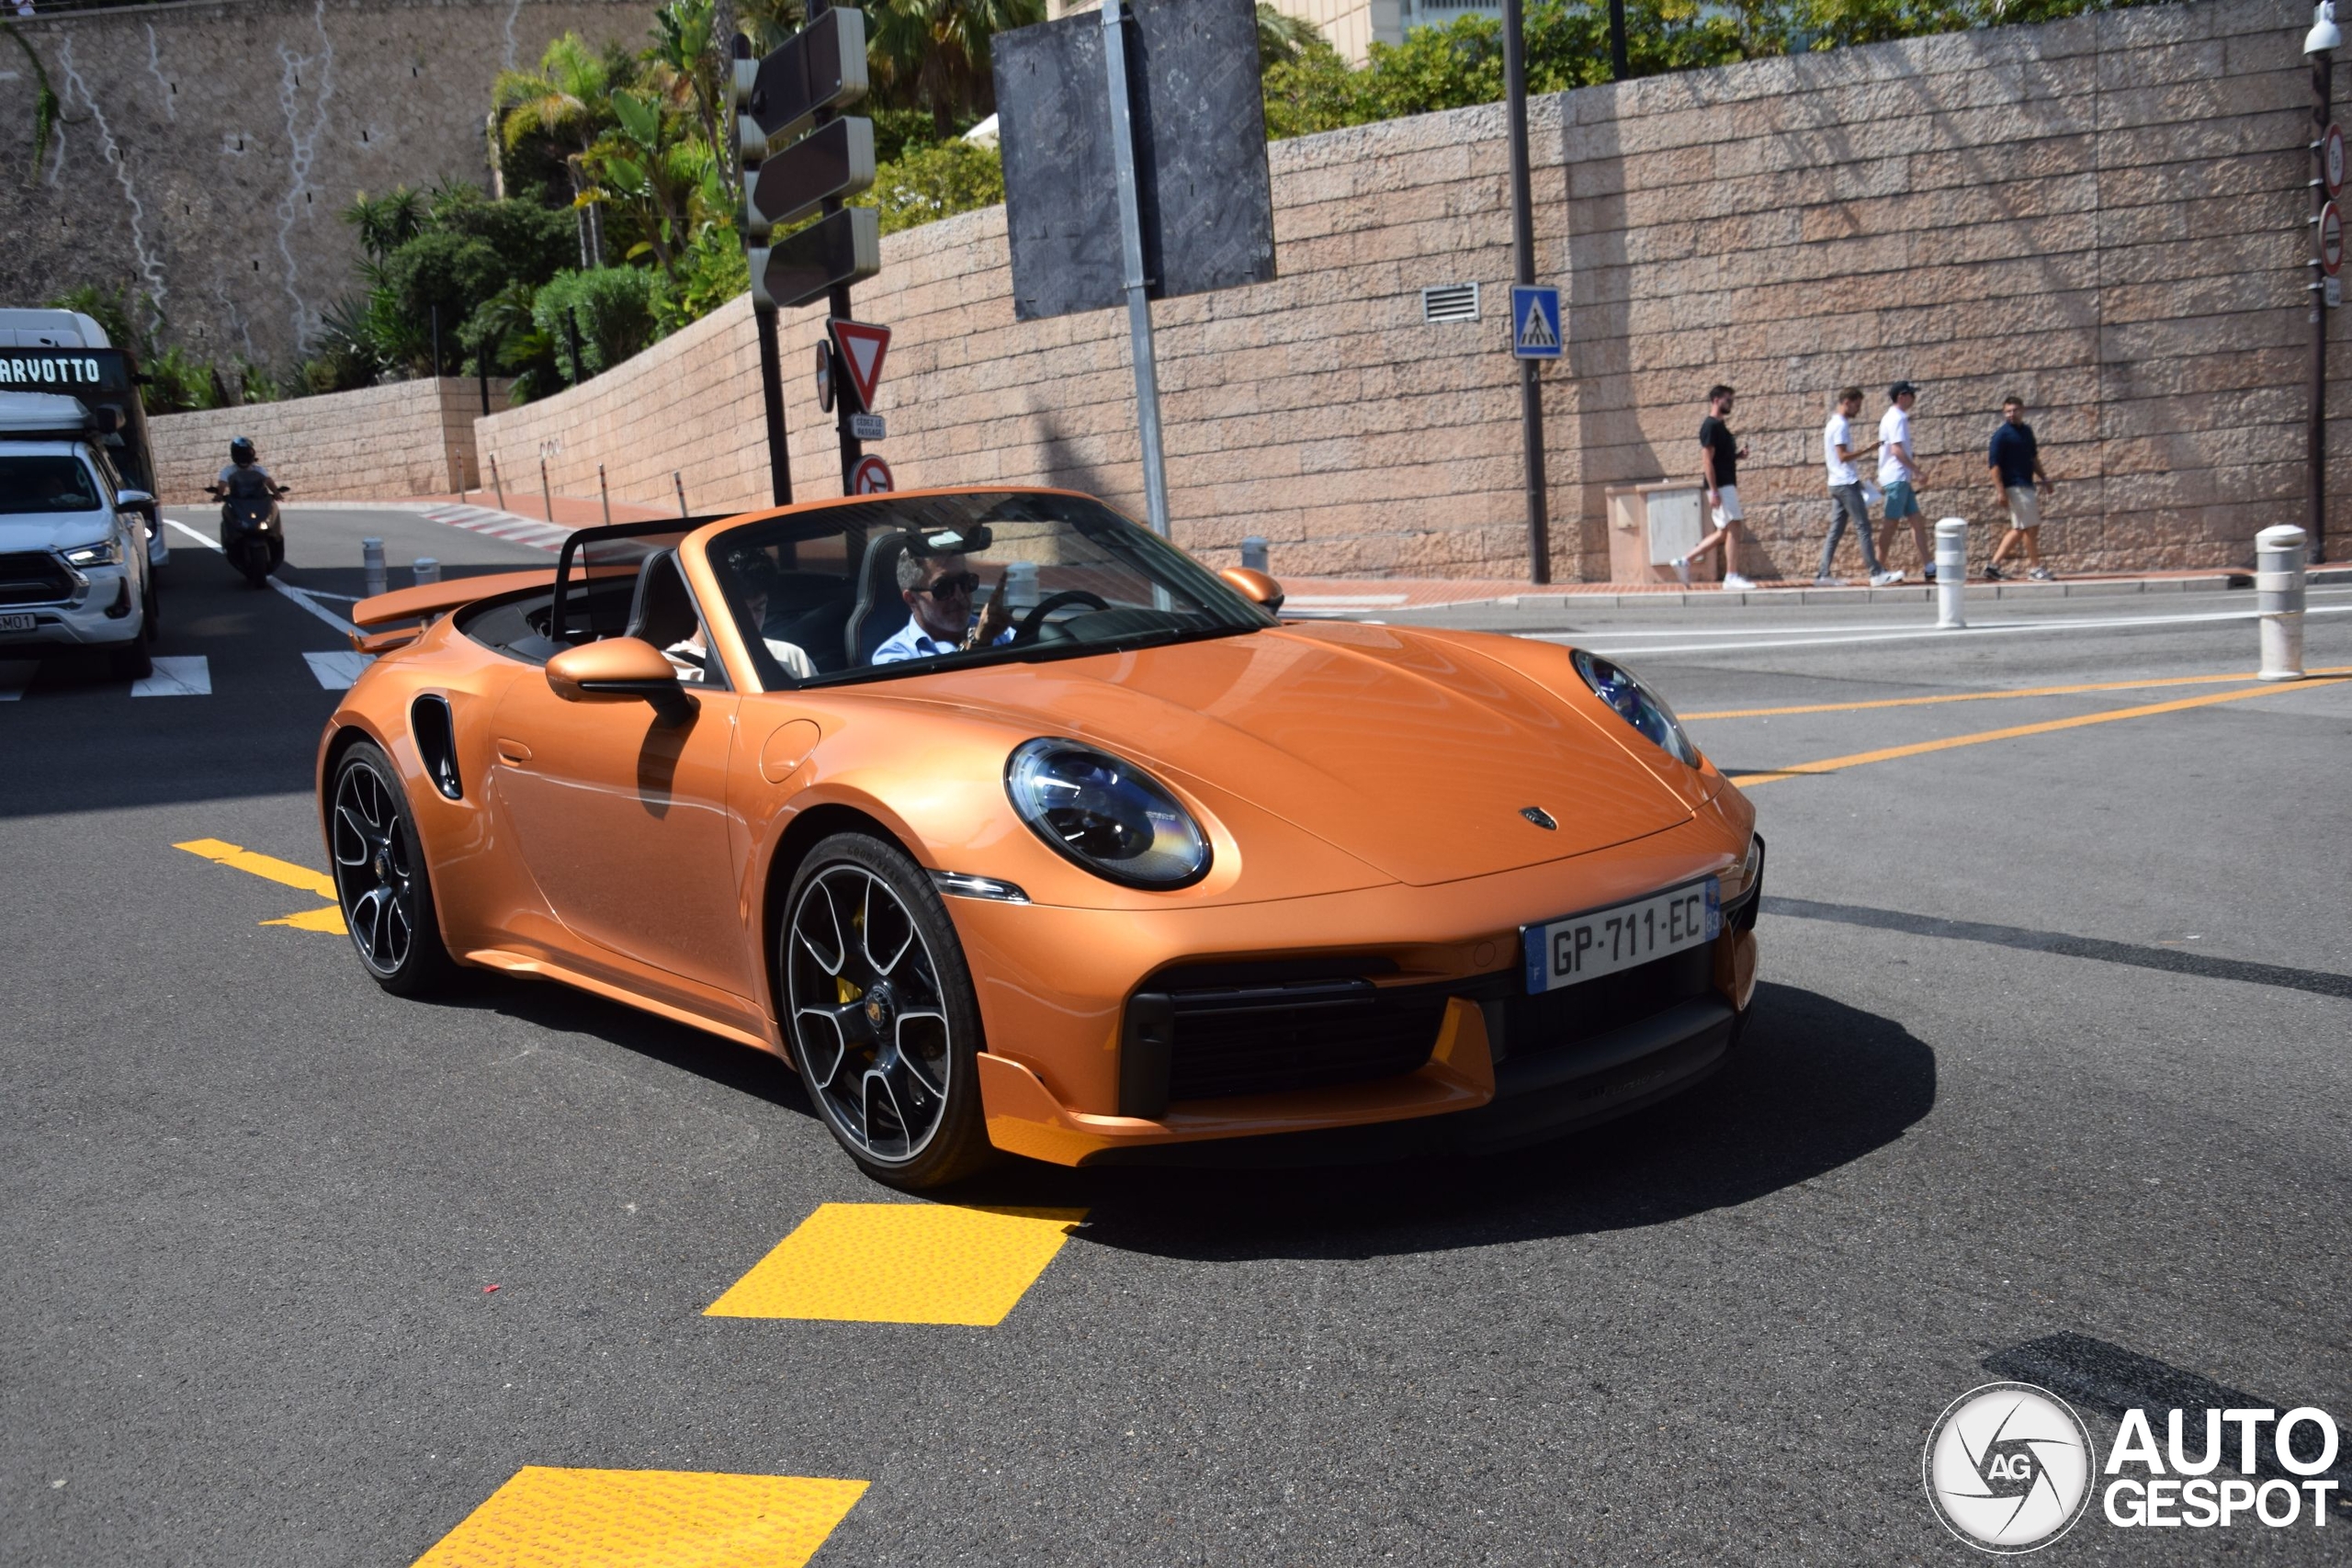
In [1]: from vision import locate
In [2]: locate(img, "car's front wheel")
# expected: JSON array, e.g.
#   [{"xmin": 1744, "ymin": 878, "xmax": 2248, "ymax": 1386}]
[
  {"xmin": 781, "ymin": 833, "xmax": 997, "ymax": 1190},
  {"xmin": 329, "ymin": 740, "xmax": 455, "ymax": 996}
]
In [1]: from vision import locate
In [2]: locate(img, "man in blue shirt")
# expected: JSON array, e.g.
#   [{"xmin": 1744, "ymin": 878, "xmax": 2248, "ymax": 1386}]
[
  {"xmin": 872, "ymin": 549, "xmax": 1015, "ymax": 663},
  {"xmin": 1984, "ymin": 395, "xmax": 2055, "ymax": 581}
]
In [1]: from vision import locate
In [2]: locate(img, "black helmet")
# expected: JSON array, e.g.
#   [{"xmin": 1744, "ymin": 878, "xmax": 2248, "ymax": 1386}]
[{"xmin": 229, "ymin": 436, "xmax": 255, "ymax": 462}]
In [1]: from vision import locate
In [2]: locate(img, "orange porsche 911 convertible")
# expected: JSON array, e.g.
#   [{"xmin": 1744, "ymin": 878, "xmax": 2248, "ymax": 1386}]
[{"xmin": 317, "ymin": 489, "xmax": 1761, "ymax": 1187}]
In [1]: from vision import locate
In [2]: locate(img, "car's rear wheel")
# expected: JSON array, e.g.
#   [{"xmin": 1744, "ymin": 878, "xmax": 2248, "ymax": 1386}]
[
  {"xmin": 329, "ymin": 740, "xmax": 455, "ymax": 996},
  {"xmin": 781, "ymin": 833, "xmax": 997, "ymax": 1190}
]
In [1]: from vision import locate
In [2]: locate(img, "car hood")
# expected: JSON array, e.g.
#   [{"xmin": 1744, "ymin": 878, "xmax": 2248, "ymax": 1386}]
[
  {"xmin": 0, "ymin": 509, "xmax": 111, "ymax": 554},
  {"xmin": 884, "ymin": 623, "xmax": 1695, "ymax": 886}
]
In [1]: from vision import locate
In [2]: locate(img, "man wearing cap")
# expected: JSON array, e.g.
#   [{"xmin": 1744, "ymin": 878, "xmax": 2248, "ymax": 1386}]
[{"xmin": 1878, "ymin": 382, "xmax": 1936, "ymax": 581}]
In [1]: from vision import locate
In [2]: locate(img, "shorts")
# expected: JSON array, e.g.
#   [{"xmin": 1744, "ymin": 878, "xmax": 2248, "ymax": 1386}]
[
  {"xmin": 1882, "ymin": 480, "xmax": 1920, "ymax": 520},
  {"xmin": 1712, "ymin": 483, "xmax": 1744, "ymax": 526},
  {"xmin": 2004, "ymin": 485, "xmax": 2041, "ymax": 529}
]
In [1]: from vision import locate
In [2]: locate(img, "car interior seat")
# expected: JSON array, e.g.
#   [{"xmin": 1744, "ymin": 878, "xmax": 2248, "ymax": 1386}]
[
  {"xmin": 624, "ymin": 549, "xmax": 703, "ymax": 658},
  {"xmin": 845, "ymin": 531, "xmax": 915, "ymax": 666}
]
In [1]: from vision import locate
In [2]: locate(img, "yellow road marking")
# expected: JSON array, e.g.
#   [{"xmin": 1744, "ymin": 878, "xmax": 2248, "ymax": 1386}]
[
  {"xmin": 1736, "ymin": 677, "xmax": 2349, "ymax": 787},
  {"xmin": 412, "ymin": 1467, "xmax": 866, "ymax": 1568},
  {"xmin": 707, "ymin": 1203, "xmax": 1088, "ymax": 1326},
  {"xmin": 1684, "ymin": 666, "xmax": 2352, "ymax": 721},
  {"xmin": 175, "ymin": 837, "xmax": 344, "ymax": 932}
]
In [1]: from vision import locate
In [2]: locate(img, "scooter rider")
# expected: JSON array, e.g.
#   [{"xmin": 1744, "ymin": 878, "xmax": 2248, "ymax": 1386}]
[{"xmin": 207, "ymin": 436, "xmax": 286, "ymax": 505}]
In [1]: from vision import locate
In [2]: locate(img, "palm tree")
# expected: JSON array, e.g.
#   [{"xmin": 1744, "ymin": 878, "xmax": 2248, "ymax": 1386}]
[
  {"xmin": 645, "ymin": 0, "xmax": 726, "ymax": 175},
  {"xmin": 866, "ymin": 0, "xmax": 1044, "ymax": 141},
  {"xmin": 492, "ymin": 35, "xmax": 620, "ymax": 267}
]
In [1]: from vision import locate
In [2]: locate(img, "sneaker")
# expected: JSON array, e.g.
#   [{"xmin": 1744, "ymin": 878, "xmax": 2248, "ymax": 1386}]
[
  {"xmin": 1922, "ymin": 562, "xmax": 1938, "ymax": 581},
  {"xmin": 1813, "ymin": 574, "xmax": 1839, "ymax": 587},
  {"xmin": 2028, "ymin": 566, "xmax": 2054, "ymax": 581},
  {"xmin": 1869, "ymin": 569, "xmax": 1905, "ymax": 587},
  {"xmin": 1723, "ymin": 571, "xmax": 1756, "ymax": 591},
  {"xmin": 1670, "ymin": 556, "xmax": 1692, "ymax": 586},
  {"xmin": 1984, "ymin": 561, "xmax": 2006, "ymax": 581}
]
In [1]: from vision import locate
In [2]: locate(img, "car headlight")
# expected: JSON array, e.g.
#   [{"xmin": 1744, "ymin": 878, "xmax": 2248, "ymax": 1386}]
[
  {"xmin": 1573, "ymin": 649, "xmax": 1701, "ymax": 768},
  {"xmin": 62, "ymin": 539, "xmax": 120, "ymax": 568},
  {"xmin": 1005, "ymin": 739, "xmax": 1212, "ymax": 889}
]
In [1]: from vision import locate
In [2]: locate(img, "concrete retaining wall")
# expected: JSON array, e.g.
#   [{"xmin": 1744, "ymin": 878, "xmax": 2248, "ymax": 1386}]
[{"xmin": 149, "ymin": 377, "xmax": 503, "ymax": 501}]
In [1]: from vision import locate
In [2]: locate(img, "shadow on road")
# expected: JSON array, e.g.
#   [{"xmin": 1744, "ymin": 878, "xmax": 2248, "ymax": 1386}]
[{"xmin": 1000, "ymin": 982, "xmax": 1934, "ymax": 1259}]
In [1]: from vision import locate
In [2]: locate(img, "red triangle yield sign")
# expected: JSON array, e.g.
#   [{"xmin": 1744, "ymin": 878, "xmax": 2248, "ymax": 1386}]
[{"xmin": 828, "ymin": 318, "xmax": 890, "ymax": 412}]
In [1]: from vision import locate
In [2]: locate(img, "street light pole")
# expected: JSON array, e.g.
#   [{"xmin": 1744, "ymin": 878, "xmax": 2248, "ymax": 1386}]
[
  {"xmin": 2307, "ymin": 1, "xmax": 2339, "ymax": 562},
  {"xmin": 1502, "ymin": 0, "xmax": 1552, "ymax": 584}
]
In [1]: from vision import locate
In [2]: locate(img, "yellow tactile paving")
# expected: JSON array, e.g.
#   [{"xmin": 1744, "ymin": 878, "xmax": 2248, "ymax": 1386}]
[
  {"xmin": 412, "ymin": 1466, "xmax": 866, "ymax": 1568},
  {"xmin": 706, "ymin": 1203, "xmax": 1088, "ymax": 1326}
]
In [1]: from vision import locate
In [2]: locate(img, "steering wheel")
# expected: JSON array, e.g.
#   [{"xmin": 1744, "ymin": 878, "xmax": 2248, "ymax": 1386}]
[{"xmin": 1012, "ymin": 589, "xmax": 1112, "ymax": 645}]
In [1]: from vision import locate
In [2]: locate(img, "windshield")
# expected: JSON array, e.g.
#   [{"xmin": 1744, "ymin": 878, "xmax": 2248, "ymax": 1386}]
[
  {"xmin": 707, "ymin": 491, "xmax": 1274, "ymax": 689},
  {"xmin": 0, "ymin": 455, "xmax": 103, "ymax": 514}
]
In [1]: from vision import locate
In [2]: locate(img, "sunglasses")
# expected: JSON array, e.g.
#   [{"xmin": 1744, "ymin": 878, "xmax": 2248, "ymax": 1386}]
[{"xmin": 921, "ymin": 570, "xmax": 980, "ymax": 600}]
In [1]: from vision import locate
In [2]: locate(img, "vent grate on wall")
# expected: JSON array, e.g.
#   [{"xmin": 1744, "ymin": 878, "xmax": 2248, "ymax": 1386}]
[{"xmin": 1420, "ymin": 283, "xmax": 1480, "ymax": 323}]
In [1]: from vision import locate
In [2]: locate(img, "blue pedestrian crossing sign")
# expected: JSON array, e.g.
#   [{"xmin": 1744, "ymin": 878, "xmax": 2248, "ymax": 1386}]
[{"xmin": 1511, "ymin": 286, "xmax": 1562, "ymax": 359}]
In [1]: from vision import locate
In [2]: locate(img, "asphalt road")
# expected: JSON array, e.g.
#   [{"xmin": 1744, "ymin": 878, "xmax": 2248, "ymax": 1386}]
[{"xmin": 4, "ymin": 510, "xmax": 2346, "ymax": 1565}]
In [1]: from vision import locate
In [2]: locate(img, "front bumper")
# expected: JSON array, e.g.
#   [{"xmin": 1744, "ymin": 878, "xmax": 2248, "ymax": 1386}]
[
  {"xmin": 963, "ymin": 801, "xmax": 1763, "ymax": 1168},
  {"xmin": 0, "ymin": 562, "xmax": 141, "ymax": 650}
]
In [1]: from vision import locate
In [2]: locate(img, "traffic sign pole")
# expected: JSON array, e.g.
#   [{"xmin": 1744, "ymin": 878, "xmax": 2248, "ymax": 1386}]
[
  {"xmin": 1502, "ymin": 0, "xmax": 1552, "ymax": 584},
  {"xmin": 1103, "ymin": 0, "xmax": 1171, "ymax": 539}
]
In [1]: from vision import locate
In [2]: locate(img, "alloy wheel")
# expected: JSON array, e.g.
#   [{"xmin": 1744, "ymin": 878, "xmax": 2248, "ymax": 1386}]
[
  {"xmin": 785, "ymin": 864, "xmax": 955, "ymax": 1166},
  {"xmin": 332, "ymin": 762, "xmax": 416, "ymax": 976}
]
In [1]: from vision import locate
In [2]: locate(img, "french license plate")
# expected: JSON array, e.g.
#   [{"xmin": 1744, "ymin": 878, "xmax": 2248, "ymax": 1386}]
[
  {"xmin": 1522, "ymin": 879, "xmax": 1720, "ymax": 994},
  {"xmin": 0, "ymin": 614, "xmax": 36, "ymax": 633}
]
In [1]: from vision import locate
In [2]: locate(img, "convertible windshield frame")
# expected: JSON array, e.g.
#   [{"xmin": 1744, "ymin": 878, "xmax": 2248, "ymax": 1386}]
[{"xmin": 701, "ymin": 490, "xmax": 1276, "ymax": 693}]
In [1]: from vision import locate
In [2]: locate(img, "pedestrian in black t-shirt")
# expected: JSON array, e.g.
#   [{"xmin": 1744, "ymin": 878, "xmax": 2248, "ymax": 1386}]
[
  {"xmin": 1672, "ymin": 385, "xmax": 1754, "ymax": 590},
  {"xmin": 1984, "ymin": 394, "xmax": 2055, "ymax": 581}
]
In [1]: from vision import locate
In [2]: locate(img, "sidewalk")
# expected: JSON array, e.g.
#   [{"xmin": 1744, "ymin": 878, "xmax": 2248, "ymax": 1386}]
[{"xmin": 290, "ymin": 494, "xmax": 2350, "ymax": 609}]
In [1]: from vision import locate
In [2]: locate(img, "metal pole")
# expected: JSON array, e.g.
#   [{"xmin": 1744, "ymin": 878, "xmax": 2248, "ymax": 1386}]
[
  {"xmin": 598, "ymin": 462, "xmax": 611, "ymax": 527},
  {"xmin": 1102, "ymin": 0, "xmax": 1172, "ymax": 538},
  {"xmin": 1502, "ymin": 0, "xmax": 1552, "ymax": 583},
  {"xmin": 805, "ymin": 0, "xmax": 865, "ymax": 495},
  {"xmin": 737, "ymin": 33, "xmax": 794, "ymax": 509},
  {"xmin": 430, "ymin": 303, "xmax": 442, "ymax": 379},
  {"xmin": 2312, "ymin": 51, "xmax": 2333, "ymax": 562},
  {"xmin": 540, "ymin": 457, "xmax": 554, "ymax": 523},
  {"xmin": 1608, "ymin": 0, "xmax": 1629, "ymax": 81},
  {"xmin": 490, "ymin": 455, "xmax": 504, "ymax": 511},
  {"xmin": 674, "ymin": 470, "xmax": 690, "ymax": 518}
]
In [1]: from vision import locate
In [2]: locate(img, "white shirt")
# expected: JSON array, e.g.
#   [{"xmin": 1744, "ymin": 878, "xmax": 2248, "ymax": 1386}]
[
  {"xmin": 871, "ymin": 615, "xmax": 1012, "ymax": 665},
  {"xmin": 1824, "ymin": 413, "xmax": 1860, "ymax": 488},
  {"xmin": 1877, "ymin": 407, "xmax": 1915, "ymax": 486}
]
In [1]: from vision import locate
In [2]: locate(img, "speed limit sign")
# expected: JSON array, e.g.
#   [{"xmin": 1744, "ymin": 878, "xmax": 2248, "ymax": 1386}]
[
  {"xmin": 850, "ymin": 455, "xmax": 894, "ymax": 494},
  {"xmin": 2326, "ymin": 122, "xmax": 2346, "ymax": 197},
  {"xmin": 2323, "ymin": 201, "xmax": 2344, "ymax": 277}
]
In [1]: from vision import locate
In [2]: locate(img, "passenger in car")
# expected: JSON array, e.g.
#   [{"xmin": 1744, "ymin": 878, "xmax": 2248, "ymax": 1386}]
[
  {"xmin": 669, "ymin": 555, "xmax": 816, "ymax": 683},
  {"xmin": 872, "ymin": 551, "xmax": 1013, "ymax": 663}
]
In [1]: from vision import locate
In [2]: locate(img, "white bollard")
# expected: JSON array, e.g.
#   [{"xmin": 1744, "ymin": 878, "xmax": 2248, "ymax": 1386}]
[
  {"xmin": 413, "ymin": 557, "xmax": 441, "ymax": 587},
  {"xmin": 2256, "ymin": 524, "xmax": 2307, "ymax": 682},
  {"xmin": 1935, "ymin": 517, "xmax": 1968, "ymax": 628},
  {"xmin": 362, "ymin": 536, "xmax": 387, "ymax": 599}
]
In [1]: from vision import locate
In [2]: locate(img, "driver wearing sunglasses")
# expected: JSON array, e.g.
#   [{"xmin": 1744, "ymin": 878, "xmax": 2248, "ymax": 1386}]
[{"xmin": 872, "ymin": 548, "xmax": 1015, "ymax": 664}]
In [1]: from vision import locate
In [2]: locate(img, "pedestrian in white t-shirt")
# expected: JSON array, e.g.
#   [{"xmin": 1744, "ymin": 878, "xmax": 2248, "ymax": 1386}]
[
  {"xmin": 1876, "ymin": 381, "xmax": 1936, "ymax": 580},
  {"xmin": 1817, "ymin": 386, "xmax": 1902, "ymax": 586}
]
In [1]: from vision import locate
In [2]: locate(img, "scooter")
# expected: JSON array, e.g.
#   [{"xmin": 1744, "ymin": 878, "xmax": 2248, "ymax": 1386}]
[{"xmin": 218, "ymin": 485, "xmax": 289, "ymax": 587}]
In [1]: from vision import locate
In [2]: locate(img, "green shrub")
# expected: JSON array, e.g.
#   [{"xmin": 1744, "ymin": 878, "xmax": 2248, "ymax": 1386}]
[
  {"xmin": 858, "ymin": 139, "xmax": 1003, "ymax": 237},
  {"xmin": 531, "ymin": 266, "xmax": 662, "ymax": 381}
]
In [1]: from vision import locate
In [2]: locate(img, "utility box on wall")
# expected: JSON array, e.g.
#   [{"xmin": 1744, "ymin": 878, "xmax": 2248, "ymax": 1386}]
[{"xmin": 1605, "ymin": 482, "xmax": 1715, "ymax": 584}]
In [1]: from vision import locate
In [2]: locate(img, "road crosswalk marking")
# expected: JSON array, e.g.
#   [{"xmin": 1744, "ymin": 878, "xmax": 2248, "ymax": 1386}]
[
  {"xmin": 412, "ymin": 1467, "xmax": 867, "ymax": 1568},
  {"xmin": 418, "ymin": 503, "xmax": 571, "ymax": 553},
  {"xmin": 130, "ymin": 656, "xmax": 210, "ymax": 696},
  {"xmin": 706, "ymin": 1203, "xmax": 1087, "ymax": 1326},
  {"xmin": 304, "ymin": 650, "xmax": 374, "ymax": 689}
]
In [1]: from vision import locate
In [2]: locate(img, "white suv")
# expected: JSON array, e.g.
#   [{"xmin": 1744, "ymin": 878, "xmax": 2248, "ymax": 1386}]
[{"xmin": 0, "ymin": 391, "xmax": 157, "ymax": 680}]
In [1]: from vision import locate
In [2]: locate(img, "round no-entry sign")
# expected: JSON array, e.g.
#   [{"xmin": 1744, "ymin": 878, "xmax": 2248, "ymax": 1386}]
[
  {"xmin": 2323, "ymin": 201, "xmax": 2345, "ymax": 277},
  {"xmin": 850, "ymin": 455, "xmax": 894, "ymax": 494},
  {"xmin": 2326, "ymin": 122, "xmax": 2346, "ymax": 197}
]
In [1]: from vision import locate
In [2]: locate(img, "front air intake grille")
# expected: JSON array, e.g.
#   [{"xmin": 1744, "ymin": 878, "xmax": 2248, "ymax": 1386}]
[
  {"xmin": 1124, "ymin": 961, "xmax": 1446, "ymax": 1112},
  {"xmin": 1497, "ymin": 944, "xmax": 1715, "ymax": 1061},
  {"xmin": 0, "ymin": 551, "xmax": 73, "ymax": 606}
]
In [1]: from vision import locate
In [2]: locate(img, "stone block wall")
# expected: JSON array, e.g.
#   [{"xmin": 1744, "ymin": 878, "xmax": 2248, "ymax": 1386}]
[
  {"xmin": 0, "ymin": 0, "xmax": 652, "ymax": 371},
  {"xmin": 149, "ymin": 377, "xmax": 503, "ymax": 501},
  {"xmin": 481, "ymin": 0, "xmax": 2345, "ymax": 581}
]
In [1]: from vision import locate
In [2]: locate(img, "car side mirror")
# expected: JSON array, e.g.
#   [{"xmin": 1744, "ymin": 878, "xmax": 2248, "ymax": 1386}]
[
  {"xmin": 116, "ymin": 489, "xmax": 155, "ymax": 511},
  {"xmin": 546, "ymin": 637, "xmax": 685, "ymax": 715},
  {"xmin": 1220, "ymin": 567, "xmax": 1284, "ymax": 614}
]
